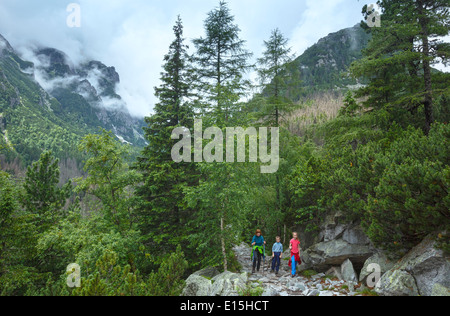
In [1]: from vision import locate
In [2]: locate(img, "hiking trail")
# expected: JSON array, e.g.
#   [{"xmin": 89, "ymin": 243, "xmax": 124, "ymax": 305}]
[{"xmin": 233, "ymin": 243, "xmax": 363, "ymax": 297}]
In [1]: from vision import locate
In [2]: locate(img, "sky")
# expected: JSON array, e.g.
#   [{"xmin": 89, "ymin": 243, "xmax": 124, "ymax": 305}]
[{"xmin": 0, "ymin": 0, "xmax": 395, "ymax": 117}]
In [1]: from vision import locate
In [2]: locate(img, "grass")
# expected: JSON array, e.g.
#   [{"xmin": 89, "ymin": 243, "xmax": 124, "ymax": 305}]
[
  {"xmin": 357, "ymin": 288, "xmax": 379, "ymax": 297},
  {"xmin": 238, "ymin": 283, "xmax": 264, "ymax": 297},
  {"xmin": 301, "ymin": 270, "xmax": 318, "ymax": 278}
]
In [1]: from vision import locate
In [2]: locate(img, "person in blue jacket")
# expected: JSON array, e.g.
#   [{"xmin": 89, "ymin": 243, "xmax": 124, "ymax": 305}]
[
  {"xmin": 251, "ymin": 229, "xmax": 266, "ymax": 274},
  {"xmin": 271, "ymin": 236, "xmax": 283, "ymax": 275}
]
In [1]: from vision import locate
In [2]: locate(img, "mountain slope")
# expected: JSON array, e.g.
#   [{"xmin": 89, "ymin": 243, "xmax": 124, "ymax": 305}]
[
  {"xmin": 0, "ymin": 34, "xmax": 145, "ymax": 167},
  {"xmin": 286, "ymin": 24, "xmax": 371, "ymax": 100}
]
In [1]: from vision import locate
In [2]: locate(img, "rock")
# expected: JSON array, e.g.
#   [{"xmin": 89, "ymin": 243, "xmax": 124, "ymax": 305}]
[
  {"xmin": 431, "ymin": 283, "xmax": 450, "ymax": 296},
  {"xmin": 343, "ymin": 225, "xmax": 371, "ymax": 245},
  {"xmin": 307, "ymin": 289, "xmax": 320, "ymax": 296},
  {"xmin": 262, "ymin": 286, "xmax": 279, "ymax": 297},
  {"xmin": 376, "ymin": 234, "xmax": 449, "ymax": 297},
  {"xmin": 303, "ymin": 239, "xmax": 373, "ymax": 271},
  {"xmin": 347, "ymin": 282, "xmax": 354, "ymax": 292},
  {"xmin": 376, "ymin": 270, "xmax": 419, "ymax": 296},
  {"xmin": 324, "ymin": 224, "xmax": 347, "ymax": 242},
  {"xmin": 341, "ymin": 259, "xmax": 358, "ymax": 283},
  {"xmin": 288, "ymin": 281, "xmax": 306, "ymax": 292},
  {"xmin": 182, "ymin": 274, "xmax": 212, "ymax": 296},
  {"xmin": 359, "ymin": 252, "xmax": 395, "ymax": 284},
  {"xmin": 326, "ymin": 266, "xmax": 343, "ymax": 280},
  {"xmin": 319, "ymin": 291, "xmax": 334, "ymax": 296},
  {"xmin": 208, "ymin": 272, "xmax": 248, "ymax": 296},
  {"xmin": 193, "ymin": 267, "xmax": 220, "ymax": 279}
]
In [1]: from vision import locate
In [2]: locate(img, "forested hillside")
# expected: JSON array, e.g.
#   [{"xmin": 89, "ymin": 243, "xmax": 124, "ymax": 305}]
[
  {"xmin": 0, "ymin": 34, "xmax": 145, "ymax": 173},
  {"xmin": 0, "ymin": 0, "xmax": 448, "ymax": 296}
]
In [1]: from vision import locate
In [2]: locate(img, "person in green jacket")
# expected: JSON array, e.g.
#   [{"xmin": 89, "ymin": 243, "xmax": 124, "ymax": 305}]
[{"xmin": 251, "ymin": 229, "xmax": 266, "ymax": 274}]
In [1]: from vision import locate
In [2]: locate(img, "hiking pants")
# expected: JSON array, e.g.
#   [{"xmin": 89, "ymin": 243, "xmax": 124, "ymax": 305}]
[
  {"xmin": 253, "ymin": 249, "xmax": 262, "ymax": 271},
  {"xmin": 272, "ymin": 252, "xmax": 281, "ymax": 272}
]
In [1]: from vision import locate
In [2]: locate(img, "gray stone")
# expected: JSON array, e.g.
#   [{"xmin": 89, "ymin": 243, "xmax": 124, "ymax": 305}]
[
  {"xmin": 182, "ymin": 274, "xmax": 212, "ymax": 296},
  {"xmin": 341, "ymin": 259, "xmax": 358, "ymax": 283},
  {"xmin": 326, "ymin": 266, "xmax": 343, "ymax": 280},
  {"xmin": 343, "ymin": 225, "xmax": 371, "ymax": 245},
  {"xmin": 307, "ymin": 289, "xmax": 320, "ymax": 296},
  {"xmin": 287, "ymin": 280, "xmax": 306, "ymax": 291},
  {"xmin": 303, "ymin": 239, "xmax": 373, "ymax": 270},
  {"xmin": 324, "ymin": 224, "xmax": 347, "ymax": 242},
  {"xmin": 359, "ymin": 252, "xmax": 395, "ymax": 283},
  {"xmin": 192, "ymin": 267, "xmax": 220, "ymax": 279},
  {"xmin": 208, "ymin": 271, "xmax": 248, "ymax": 296},
  {"xmin": 431, "ymin": 283, "xmax": 450, "ymax": 296},
  {"xmin": 376, "ymin": 269, "xmax": 419, "ymax": 296},
  {"xmin": 262, "ymin": 286, "xmax": 279, "ymax": 297},
  {"xmin": 290, "ymin": 282, "xmax": 306, "ymax": 292},
  {"xmin": 319, "ymin": 291, "xmax": 334, "ymax": 296},
  {"xmin": 376, "ymin": 234, "xmax": 449, "ymax": 297}
]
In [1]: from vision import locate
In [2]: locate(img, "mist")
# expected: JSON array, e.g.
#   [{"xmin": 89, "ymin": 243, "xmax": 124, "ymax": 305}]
[{"xmin": 0, "ymin": 0, "xmax": 375, "ymax": 117}]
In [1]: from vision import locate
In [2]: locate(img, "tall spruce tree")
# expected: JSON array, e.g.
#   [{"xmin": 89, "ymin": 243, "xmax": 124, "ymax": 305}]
[
  {"xmin": 192, "ymin": 1, "xmax": 252, "ymax": 124},
  {"xmin": 136, "ymin": 17, "xmax": 196, "ymax": 260},
  {"xmin": 256, "ymin": 28, "xmax": 298, "ymax": 127},
  {"xmin": 352, "ymin": 0, "xmax": 450, "ymax": 133}
]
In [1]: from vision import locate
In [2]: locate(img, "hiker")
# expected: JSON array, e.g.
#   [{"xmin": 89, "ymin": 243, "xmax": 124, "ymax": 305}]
[
  {"xmin": 271, "ymin": 236, "xmax": 283, "ymax": 275},
  {"xmin": 251, "ymin": 229, "xmax": 266, "ymax": 274},
  {"xmin": 288, "ymin": 232, "xmax": 301, "ymax": 278}
]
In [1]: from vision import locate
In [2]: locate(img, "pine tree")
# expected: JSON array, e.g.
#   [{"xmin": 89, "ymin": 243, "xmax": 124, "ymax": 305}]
[
  {"xmin": 22, "ymin": 151, "xmax": 71, "ymax": 232},
  {"xmin": 192, "ymin": 1, "xmax": 252, "ymax": 124},
  {"xmin": 135, "ymin": 17, "xmax": 197, "ymax": 260},
  {"xmin": 256, "ymin": 28, "xmax": 298, "ymax": 127},
  {"xmin": 352, "ymin": 0, "xmax": 450, "ymax": 133}
]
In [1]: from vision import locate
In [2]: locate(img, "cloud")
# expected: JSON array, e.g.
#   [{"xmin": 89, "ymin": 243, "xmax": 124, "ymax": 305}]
[
  {"xmin": 290, "ymin": 0, "xmax": 373, "ymax": 56},
  {"xmin": 0, "ymin": 0, "xmax": 376, "ymax": 117}
]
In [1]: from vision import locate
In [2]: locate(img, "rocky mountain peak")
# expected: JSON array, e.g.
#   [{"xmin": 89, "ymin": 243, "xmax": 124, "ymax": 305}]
[{"xmin": 0, "ymin": 34, "xmax": 14, "ymax": 56}]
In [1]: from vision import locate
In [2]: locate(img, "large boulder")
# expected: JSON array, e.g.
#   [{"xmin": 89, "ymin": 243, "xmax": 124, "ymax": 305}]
[
  {"xmin": 183, "ymin": 269, "xmax": 250, "ymax": 296},
  {"xmin": 297, "ymin": 213, "xmax": 375, "ymax": 272},
  {"xmin": 359, "ymin": 252, "xmax": 395, "ymax": 284},
  {"xmin": 208, "ymin": 271, "xmax": 248, "ymax": 296},
  {"xmin": 302, "ymin": 238, "xmax": 373, "ymax": 271},
  {"xmin": 376, "ymin": 234, "xmax": 450, "ymax": 296},
  {"xmin": 182, "ymin": 274, "xmax": 212, "ymax": 296},
  {"xmin": 376, "ymin": 270, "xmax": 419, "ymax": 296},
  {"xmin": 193, "ymin": 267, "xmax": 220, "ymax": 279}
]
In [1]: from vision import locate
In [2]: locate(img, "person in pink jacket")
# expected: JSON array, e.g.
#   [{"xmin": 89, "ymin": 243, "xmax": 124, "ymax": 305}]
[{"xmin": 288, "ymin": 232, "xmax": 301, "ymax": 278}]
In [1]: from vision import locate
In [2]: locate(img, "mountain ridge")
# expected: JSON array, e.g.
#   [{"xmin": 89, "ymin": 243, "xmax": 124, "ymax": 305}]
[{"xmin": 0, "ymin": 33, "xmax": 146, "ymax": 167}]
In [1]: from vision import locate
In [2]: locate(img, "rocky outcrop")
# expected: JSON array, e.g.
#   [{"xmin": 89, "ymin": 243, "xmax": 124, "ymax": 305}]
[
  {"xmin": 182, "ymin": 274, "xmax": 212, "ymax": 296},
  {"xmin": 192, "ymin": 267, "xmax": 220, "ymax": 279},
  {"xmin": 182, "ymin": 270, "xmax": 248, "ymax": 297},
  {"xmin": 376, "ymin": 234, "xmax": 450, "ymax": 296},
  {"xmin": 208, "ymin": 272, "xmax": 248, "ymax": 296},
  {"xmin": 299, "ymin": 212, "xmax": 375, "ymax": 272}
]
